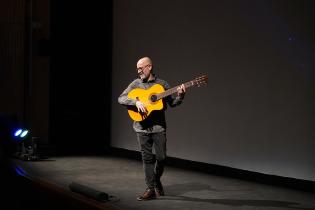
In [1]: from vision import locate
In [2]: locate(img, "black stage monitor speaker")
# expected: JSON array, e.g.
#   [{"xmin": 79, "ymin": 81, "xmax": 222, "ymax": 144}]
[{"xmin": 69, "ymin": 182, "xmax": 109, "ymax": 202}]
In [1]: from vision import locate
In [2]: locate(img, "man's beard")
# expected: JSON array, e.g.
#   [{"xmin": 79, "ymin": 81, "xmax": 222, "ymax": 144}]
[{"xmin": 139, "ymin": 73, "xmax": 148, "ymax": 81}]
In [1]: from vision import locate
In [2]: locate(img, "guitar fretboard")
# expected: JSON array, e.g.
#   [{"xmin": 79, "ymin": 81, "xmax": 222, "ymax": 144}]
[{"xmin": 156, "ymin": 80, "xmax": 197, "ymax": 100}]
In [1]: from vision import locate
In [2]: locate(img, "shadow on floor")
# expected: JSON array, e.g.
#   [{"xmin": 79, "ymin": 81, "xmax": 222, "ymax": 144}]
[
  {"xmin": 162, "ymin": 183, "xmax": 314, "ymax": 210},
  {"xmin": 165, "ymin": 182, "xmax": 254, "ymax": 193}
]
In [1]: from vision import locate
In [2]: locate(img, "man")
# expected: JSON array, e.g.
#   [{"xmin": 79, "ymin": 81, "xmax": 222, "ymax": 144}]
[{"xmin": 118, "ymin": 57, "xmax": 186, "ymax": 201}]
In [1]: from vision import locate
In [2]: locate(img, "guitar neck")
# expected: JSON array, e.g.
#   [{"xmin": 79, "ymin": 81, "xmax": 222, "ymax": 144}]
[{"xmin": 157, "ymin": 80, "xmax": 195, "ymax": 100}]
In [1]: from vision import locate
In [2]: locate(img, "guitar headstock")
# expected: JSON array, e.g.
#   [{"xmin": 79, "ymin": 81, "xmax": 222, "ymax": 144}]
[{"xmin": 192, "ymin": 75, "xmax": 208, "ymax": 87}]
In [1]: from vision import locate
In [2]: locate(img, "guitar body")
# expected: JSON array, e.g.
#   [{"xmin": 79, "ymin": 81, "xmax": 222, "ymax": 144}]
[{"xmin": 127, "ymin": 84, "xmax": 165, "ymax": 121}]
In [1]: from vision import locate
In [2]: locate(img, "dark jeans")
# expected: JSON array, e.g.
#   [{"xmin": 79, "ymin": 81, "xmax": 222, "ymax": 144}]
[{"xmin": 136, "ymin": 131, "xmax": 167, "ymax": 189}]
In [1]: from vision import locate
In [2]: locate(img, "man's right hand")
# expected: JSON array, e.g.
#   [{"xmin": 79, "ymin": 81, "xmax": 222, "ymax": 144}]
[{"xmin": 136, "ymin": 100, "xmax": 147, "ymax": 113}]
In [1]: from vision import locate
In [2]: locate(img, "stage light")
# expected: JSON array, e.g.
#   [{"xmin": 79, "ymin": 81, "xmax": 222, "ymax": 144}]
[
  {"xmin": 20, "ymin": 130, "xmax": 29, "ymax": 138},
  {"xmin": 13, "ymin": 128, "xmax": 29, "ymax": 140},
  {"xmin": 14, "ymin": 129, "xmax": 23, "ymax": 137}
]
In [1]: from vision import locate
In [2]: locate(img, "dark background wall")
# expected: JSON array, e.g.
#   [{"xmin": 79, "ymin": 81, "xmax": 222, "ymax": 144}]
[
  {"xmin": 111, "ymin": 0, "xmax": 315, "ymax": 181},
  {"xmin": 49, "ymin": 1, "xmax": 112, "ymax": 154}
]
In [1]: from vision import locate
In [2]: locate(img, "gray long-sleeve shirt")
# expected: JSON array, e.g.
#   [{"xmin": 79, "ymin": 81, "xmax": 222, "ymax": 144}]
[{"xmin": 118, "ymin": 75, "xmax": 184, "ymax": 133}]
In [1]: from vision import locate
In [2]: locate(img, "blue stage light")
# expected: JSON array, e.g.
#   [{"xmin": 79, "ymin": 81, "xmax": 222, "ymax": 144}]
[
  {"xmin": 20, "ymin": 130, "xmax": 29, "ymax": 138},
  {"xmin": 14, "ymin": 129, "xmax": 23, "ymax": 137},
  {"xmin": 13, "ymin": 128, "xmax": 29, "ymax": 140}
]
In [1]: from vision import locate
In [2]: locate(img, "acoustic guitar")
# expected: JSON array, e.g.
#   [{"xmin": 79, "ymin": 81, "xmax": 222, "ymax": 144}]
[{"xmin": 127, "ymin": 75, "xmax": 208, "ymax": 121}]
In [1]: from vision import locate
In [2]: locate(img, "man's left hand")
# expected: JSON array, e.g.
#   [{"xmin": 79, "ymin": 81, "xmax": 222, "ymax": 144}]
[{"xmin": 177, "ymin": 84, "xmax": 186, "ymax": 97}]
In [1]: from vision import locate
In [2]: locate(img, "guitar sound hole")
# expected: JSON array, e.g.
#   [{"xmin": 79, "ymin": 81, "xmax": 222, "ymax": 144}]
[{"xmin": 150, "ymin": 94, "xmax": 157, "ymax": 102}]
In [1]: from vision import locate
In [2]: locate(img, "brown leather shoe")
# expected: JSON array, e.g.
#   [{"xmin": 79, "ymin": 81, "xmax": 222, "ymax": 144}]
[
  {"xmin": 155, "ymin": 187, "xmax": 164, "ymax": 197},
  {"xmin": 155, "ymin": 181, "xmax": 165, "ymax": 196},
  {"xmin": 137, "ymin": 188, "xmax": 156, "ymax": 201}
]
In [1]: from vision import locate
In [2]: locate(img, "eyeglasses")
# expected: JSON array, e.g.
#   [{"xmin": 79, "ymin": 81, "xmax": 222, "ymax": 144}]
[{"xmin": 137, "ymin": 64, "xmax": 151, "ymax": 72}]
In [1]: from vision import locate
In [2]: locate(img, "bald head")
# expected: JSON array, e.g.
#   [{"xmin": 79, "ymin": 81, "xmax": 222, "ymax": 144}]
[{"xmin": 137, "ymin": 57, "xmax": 152, "ymax": 67}]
